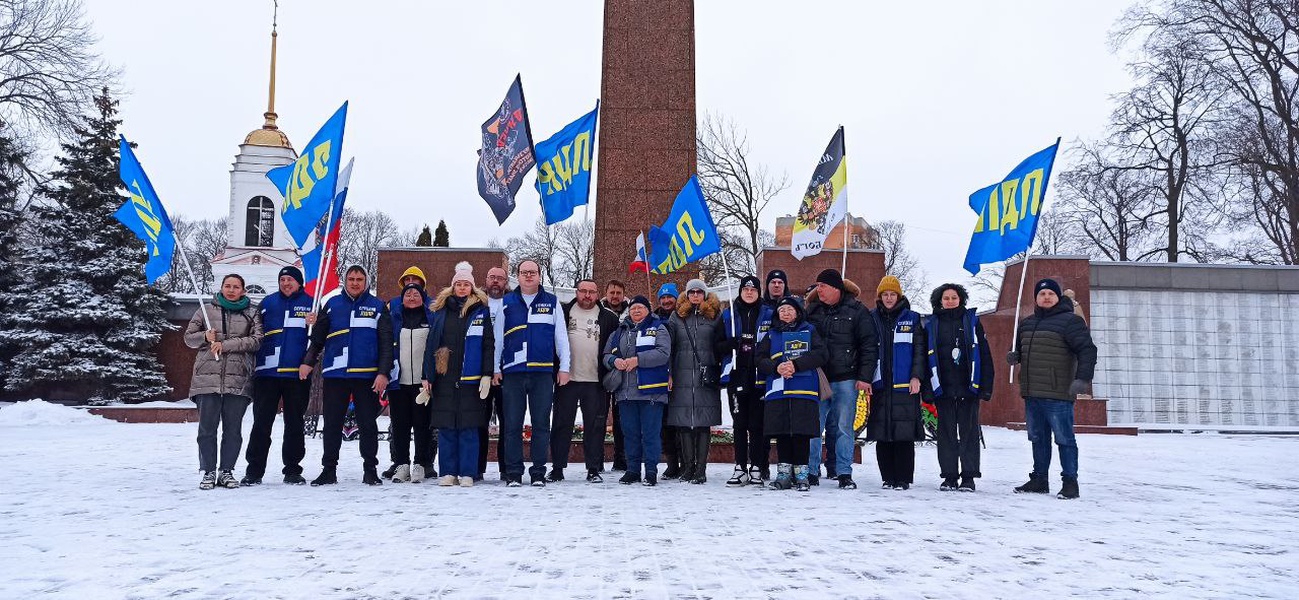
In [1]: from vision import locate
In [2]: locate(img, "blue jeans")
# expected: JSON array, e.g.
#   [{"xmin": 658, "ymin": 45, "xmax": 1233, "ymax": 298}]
[
  {"xmin": 808, "ymin": 380, "xmax": 857, "ymax": 477},
  {"xmin": 502, "ymin": 371, "xmax": 555, "ymax": 479},
  {"xmin": 619, "ymin": 400, "xmax": 664, "ymax": 478},
  {"xmin": 1025, "ymin": 397, "xmax": 1078, "ymax": 480},
  {"xmin": 437, "ymin": 428, "xmax": 479, "ymax": 478}
]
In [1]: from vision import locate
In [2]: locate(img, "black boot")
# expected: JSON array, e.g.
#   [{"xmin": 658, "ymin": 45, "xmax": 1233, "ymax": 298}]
[
  {"xmin": 310, "ymin": 468, "xmax": 337, "ymax": 487},
  {"xmin": 363, "ymin": 469, "xmax": 382, "ymax": 486},
  {"xmin": 662, "ymin": 456, "xmax": 681, "ymax": 480},
  {"xmin": 1057, "ymin": 478, "xmax": 1079, "ymax": 499},
  {"xmin": 1014, "ymin": 474, "xmax": 1050, "ymax": 494}
]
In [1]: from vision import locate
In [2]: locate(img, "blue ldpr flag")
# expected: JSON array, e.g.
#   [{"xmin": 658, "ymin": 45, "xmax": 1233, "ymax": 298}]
[
  {"xmin": 266, "ymin": 101, "xmax": 348, "ymax": 248},
  {"xmin": 535, "ymin": 101, "xmax": 599, "ymax": 225},
  {"xmin": 115, "ymin": 136, "xmax": 176, "ymax": 284},
  {"xmin": 649, "ymin": 175, "xmax": 721, "ymax": 274},
  {"xmin": 962, "ymin": 140, "xmax": 1060, "ymax": 275}
]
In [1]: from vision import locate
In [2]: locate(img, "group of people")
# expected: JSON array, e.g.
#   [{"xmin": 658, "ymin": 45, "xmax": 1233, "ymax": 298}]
[{"xmin": 184, "ymin": 260, "xmax": 1096, "ymax": 499}]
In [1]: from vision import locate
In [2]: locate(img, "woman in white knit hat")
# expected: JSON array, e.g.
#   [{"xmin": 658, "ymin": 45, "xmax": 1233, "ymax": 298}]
[{"xmin": 423, "ymin": 262, "xmax": 495, "ymax": 486}]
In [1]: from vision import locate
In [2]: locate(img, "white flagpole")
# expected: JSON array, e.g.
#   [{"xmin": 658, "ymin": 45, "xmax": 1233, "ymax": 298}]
[
  {"xmin": 1008, "ymin": 256, "xmax": 1030, "ymax": 384},
  {"xmin": 307, "ymin": 158, "xmax": 352, "ymax": 334},
  {"xmin": 171, "ymin": 226, "xmax": 218, "ymax": 360}
]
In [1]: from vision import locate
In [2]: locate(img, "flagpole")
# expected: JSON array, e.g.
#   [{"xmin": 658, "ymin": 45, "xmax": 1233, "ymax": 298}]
[
  {"xmin": 717, "ymin": 242, "xmax": 738, "ymax": 375},
  {"xmin": 1008, "ymin": 257, "xmax": 1030, "ymax": 384},
  {"xmin": 642, "ymin": 230, "xmax": 652, "ymax": 294},
  {"xmin": 171, "ymin": 227, "xmax": 219, "ymax": 360},
  {"xmin": 309, "ymin": 193, "xmax": 339, "ymax": 318},
  {"xmin": 840, "ymin": 126, "xmax": 848, "ymax": 274}
]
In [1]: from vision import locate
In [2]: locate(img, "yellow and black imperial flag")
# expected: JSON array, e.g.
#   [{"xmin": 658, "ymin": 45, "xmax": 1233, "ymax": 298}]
[{"xmin": 790, "ymin": 127, "xmax": 848, "ymax": 260}]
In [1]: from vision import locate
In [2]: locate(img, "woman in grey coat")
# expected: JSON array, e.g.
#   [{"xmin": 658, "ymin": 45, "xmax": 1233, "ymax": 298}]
[
  {"xmin": 666, "ymin": 278, "xmax": 725, "ymax": 484},
  {"xmin": 184, "ymin": 274, "xmax": 264, "ymax": 490}
]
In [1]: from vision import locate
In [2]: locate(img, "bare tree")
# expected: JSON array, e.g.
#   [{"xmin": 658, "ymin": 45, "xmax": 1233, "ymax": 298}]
[
  {"xmin": 551, "ymin": 217, "xmax": 595, "ymax": 286},
  {"xmin": 503, "ymin": 216, "xmax": 560, "ymax": 286},
  {"xmin": 1109, "ymin": 17, "xmax": 1227, "ymax": 262},
  {"xmin": 1123, "ymin": 0, "xmax": 1299, "ymax": 263},
  {"xmin": 867, "ymin": 219, "xmax": 930, "ymax": 309},
  {"xmin": 335, "ymin": 207, "xmax": 403, "ymax": 288},
  {"xmin": 155, "ymin": 215, "xmax": 226, "ymax": 293},
  {"xmin": 1053, "ymin": 143, "xmax": 1158, "ymax": 261},
  {"xmin": 696, "ymin": 113, "xmax": 788, "ymax": 273},
  {"xmin": 0, "ymin": 0, "xmax": 118, "ymax": 169}
]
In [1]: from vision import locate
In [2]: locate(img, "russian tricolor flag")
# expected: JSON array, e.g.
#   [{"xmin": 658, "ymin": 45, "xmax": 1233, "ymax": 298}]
[{"xmin": 628, "ymin": 231, "xmax": 649, "ymax": 273}]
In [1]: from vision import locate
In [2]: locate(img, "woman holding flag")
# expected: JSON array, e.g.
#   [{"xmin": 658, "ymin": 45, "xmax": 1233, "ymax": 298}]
[{"xmin": 184, "ymin": 274, "xmax": 264, "ymax": 490}]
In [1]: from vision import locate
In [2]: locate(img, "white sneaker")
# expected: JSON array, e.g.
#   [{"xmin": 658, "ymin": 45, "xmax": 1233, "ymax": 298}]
[
  {"xmin": 392, "ymin": 464, "xmax": 411, "ymax": 483},
  {"xmin": 439, "ymin": 475, "xmax": 458, "ymax": 486},
  {"xmin": 410, "ymin": 464, "xmax": 425, "ymax": 483},
  {"xmin": 459, "ymin": 476, "xmax": 474, "ymax": 488}
]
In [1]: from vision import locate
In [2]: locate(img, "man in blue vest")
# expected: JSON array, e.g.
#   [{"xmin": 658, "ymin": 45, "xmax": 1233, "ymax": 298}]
[
  {"xmin": 242, "ymin": 266, "xmax": 314, "ymax": 486},
  {"xmin": 492, "ymin": 259, "xmax": 571, "ymax": 487},
  {"xmin": 301, "ymin": 265, "xmax": 394, "ymax": 486}
]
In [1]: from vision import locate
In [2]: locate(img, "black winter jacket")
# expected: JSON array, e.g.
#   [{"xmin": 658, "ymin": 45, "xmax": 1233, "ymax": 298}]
[
  {"xmin": 1015, "ymin": 296, "xmax": 1097, "ymax": 401},
  {"xmin": 803, "ymin": 279, "xmax": 879, "ymax": 383}
]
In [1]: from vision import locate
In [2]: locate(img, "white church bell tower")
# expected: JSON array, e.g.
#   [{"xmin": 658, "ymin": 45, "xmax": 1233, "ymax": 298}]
[{"xmin": 210, "ymin": 7, "xmax": 302, "ymax": 294}]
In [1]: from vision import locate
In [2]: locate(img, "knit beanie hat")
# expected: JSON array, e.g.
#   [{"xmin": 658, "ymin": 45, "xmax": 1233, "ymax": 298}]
[
  {"xmin": 816, "ymin": 269, "xmax": 844, "ymax": 291},
  {"xmin": 685, "ymin": 278, "xmax": 707, "ymax": 293},
  {"xmin": 629, "ymin": 295, "xmax": 652, "ymax": 312},
  {"xmin": 657, "ymin": 283, "xmax": 679, "ymax": 299},
  {"xmin": 739, "ymin": 275, "xmax": 761, "ymax": 290},
  {"xmin": 452, "ymin": 261, "xmax": 475, "ymax": 286},
  {"xmin": 876, "ymin": 275, "xmax": 902, "ymax": 298},
  {"xmin": 1035, "ymin": 278, "xmax": 1063, "ymax": 298},
  {"xmin": 278, "ymin": 266, "xmax": 304, "ymax": 287}
]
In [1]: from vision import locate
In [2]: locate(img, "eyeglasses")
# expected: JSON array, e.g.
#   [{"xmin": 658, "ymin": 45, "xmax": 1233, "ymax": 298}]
[
  {"xmin": 687, "ymin": 289, "xmax": 704, "ymax": 295},
  {"xmin": 518, "ymin": 270, "xmax": 539, "ymax": 276}
]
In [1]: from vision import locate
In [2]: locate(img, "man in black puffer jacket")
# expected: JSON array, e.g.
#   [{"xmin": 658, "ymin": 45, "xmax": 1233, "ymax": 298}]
[
  {"xmin": 1007, "ymin": 278, "xmax": 1097, "ymax": 500},
  {"xmin": 803, "ymin": 268, "xmax": 879, "ymax": 489}
]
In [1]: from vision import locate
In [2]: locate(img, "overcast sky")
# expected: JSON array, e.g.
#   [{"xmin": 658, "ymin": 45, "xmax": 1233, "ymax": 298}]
[{"xmin": 83, "ymin": 0, "xmax": 1137, "ymax": 302}]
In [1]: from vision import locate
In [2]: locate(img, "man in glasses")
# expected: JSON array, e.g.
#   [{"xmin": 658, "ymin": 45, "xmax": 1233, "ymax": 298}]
[{"xmin": 492, "ymin": 260, "xmax": 571, "ymax": 487}]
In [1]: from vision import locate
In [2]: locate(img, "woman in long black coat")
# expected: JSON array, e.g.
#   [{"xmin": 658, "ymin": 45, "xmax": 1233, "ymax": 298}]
[
  {"xmin": 757, "ymin": 297, "xmax": 828, "ymax": 492},
  {"xmin": 423, "ymin": 264, "xmax": 495, "ymax": 487},
  {"xmin": 866, "ymin": 276, "xmax": 927, "ymax": 491}
]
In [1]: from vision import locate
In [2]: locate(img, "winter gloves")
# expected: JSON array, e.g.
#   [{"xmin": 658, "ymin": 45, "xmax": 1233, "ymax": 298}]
[
  {"xmin": 1005, "ymin": 351, "xmax": 1020, "ymax": 365},
  {"xmin": 1068, "ymin": 379, "xmax": 1090, "ymax": 398},
  {"xmin": 479, "ymin": 377, "xmax": 492, "ymax": 400},
  {"xmin": 415, "ymin": 388, "xmax": 431, "ymax": 405}
]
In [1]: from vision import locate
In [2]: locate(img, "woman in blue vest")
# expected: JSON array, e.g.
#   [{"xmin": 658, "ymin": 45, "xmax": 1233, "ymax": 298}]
[
  {"xmin": 602, "ymin": 295, "xmax": 672, "ymax": 486},
  {"xmin": 757, "ymin": 296, "xmax": 828, "ymax": 492},
  {"xmin": 423, "ymin": 263, "xmax": 495, "ymax": 487},
  {"xmin": 867, "ymin": 276, "xmax": 927, "ymax": 490},
  {"xmin": 927, "ymin": 283, "xmax": 994, "ymax": 492}
]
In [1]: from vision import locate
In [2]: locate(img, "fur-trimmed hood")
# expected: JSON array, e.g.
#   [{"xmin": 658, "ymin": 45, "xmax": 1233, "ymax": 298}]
[
  {"xmin": 432, "ymin": 286, "xmax": 489, "ymax": 317},
  {"xmin": 675, "ymin": 292, "xmax": 721, "ymax": 319},
  {"xmin": 803, "ymin": 278, "xmax": 862, "ymax": 307}
]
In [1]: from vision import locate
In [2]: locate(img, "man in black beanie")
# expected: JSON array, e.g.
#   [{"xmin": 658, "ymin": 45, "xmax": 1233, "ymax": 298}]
[
  {"xmin": 244, "ymin": 265, "xmax": 314, "ymax": 485},
  {"xmin": 1007, "ymin": 277, "xmax": 1096, "ymax": 500},
  {"xmin": 803, "ymin": 268, "xmax": 878, "ymax": 489},
  {"xmin": 763, "ymin": 269, "xmax": 791, "ymax": 308}
]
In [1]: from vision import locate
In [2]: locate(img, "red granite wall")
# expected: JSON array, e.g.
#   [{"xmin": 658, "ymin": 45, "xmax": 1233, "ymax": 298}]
[
  {"xmin": 757, "ymin": 247, "xmax": 886, "ymax": 299},
  {"xmin": 592, "ymin": 0, "xmax": 698, "ymax": 300},
  {"xmin": 377, "ymin": 248, "xmax": 508, "ymax": 301},
  {"xmin": 979, "ymin": 256, "xmax": 1096, "ymax": 426},
  {"xmin": 160, "ymin": 320, "xmax": 196, "ymax": 400}
]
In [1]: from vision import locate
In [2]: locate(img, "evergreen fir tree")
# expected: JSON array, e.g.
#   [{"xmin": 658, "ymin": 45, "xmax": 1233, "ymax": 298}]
[
  {"xmin": 0, "ymin": 88, "xmax": 171, "ymax": 403},
  {"xmin": 0, "ymin": 126, "xmax": 30, "ymax": 393},
  {"xmin": 433, "ymin": 219, "xmax": 450, "ymax": 247},
  {"xmin": 415, "ymin": 224, "xmax": 432, "ymax": 246}
]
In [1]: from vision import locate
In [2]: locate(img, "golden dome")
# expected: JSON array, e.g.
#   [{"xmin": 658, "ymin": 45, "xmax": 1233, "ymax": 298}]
[{"xmin": 244, "ymin": 112, "xmax": 293, "ymax": 149}]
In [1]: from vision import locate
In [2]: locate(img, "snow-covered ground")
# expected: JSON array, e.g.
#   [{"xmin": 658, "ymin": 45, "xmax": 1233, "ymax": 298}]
[{"xmin": 1, "ymin": 400, "xmax": 1295, "ymax": 599}]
